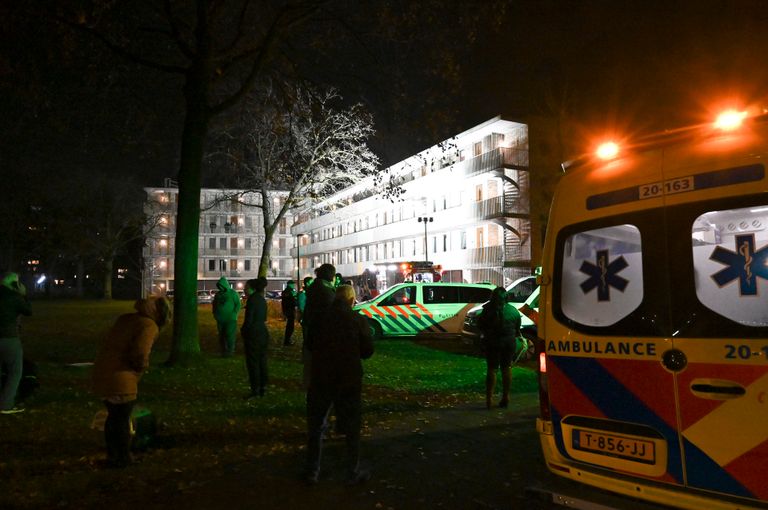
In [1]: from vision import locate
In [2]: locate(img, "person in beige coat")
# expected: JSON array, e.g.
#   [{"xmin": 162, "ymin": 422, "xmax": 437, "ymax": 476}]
[{"xmin": 92, "ymin": 296, "xmax": 171, "ymax": 467}]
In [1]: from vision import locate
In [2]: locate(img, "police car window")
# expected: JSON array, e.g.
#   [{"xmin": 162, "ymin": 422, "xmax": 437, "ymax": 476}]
[
  {"xmin": 423, "ymin": 286, "xmax": 460, "ymax": 304},
  {"xmin": 691, "ymin": 205, "xmax": 768, "ymax": 327},
  {"xmin": 379, "ymin": 286, "xmax": 415, "ymax": 306},
  {"xmin": 561, "ymin": 224, "xmax": 644, "ymax": 327},
  {"xmin": 460, "ymin": 287, "xmax": 493, "ymax": 303}
]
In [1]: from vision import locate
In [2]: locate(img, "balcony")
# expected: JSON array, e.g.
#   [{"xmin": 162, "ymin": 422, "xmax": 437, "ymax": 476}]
[{"xmin": 463, "ymin": 147, "xmax": 529, "ymax": 179}]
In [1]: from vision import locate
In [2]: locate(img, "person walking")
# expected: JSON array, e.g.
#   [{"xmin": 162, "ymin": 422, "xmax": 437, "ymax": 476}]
[
  {"xmin": 304, "ymin": 285, "xmax": 374, "ymax": 485},
  {"xmin": 212, "ymin": 276, "xmax": 241, "ymax": 357},
  {"xmin": 92, "ymin": 296, "xmax": 171, "ymax": 467},
  {"xmin": 281, "ymin": 281, "xmax": 297, "ymax": 346},
  {"xmin": 476, "ymin": 286, "xmax": 521, "ymax": 409},
  {"xmin": 241, "ymin": 277, "xmax": 270, "ymax": 398},
  {"xmin": 301, "ymin": 264, "xmax": 336, "ymax": 390},
  {"xmin": 0, "ymin": 272, "xmax": 32, "ymax": 415}
]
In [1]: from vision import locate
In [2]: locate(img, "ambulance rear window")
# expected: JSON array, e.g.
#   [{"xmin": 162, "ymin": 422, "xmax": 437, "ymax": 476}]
[
  {"xmin": 560, "ymin": 224, "xmax": 644, "ymax": 327},
  {"xmin": 692, "ymin": 205, "xmax": 768, "ymax": 327}
]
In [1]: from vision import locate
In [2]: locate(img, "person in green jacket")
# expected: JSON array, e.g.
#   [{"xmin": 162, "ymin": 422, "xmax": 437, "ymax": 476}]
[
  {"xmin": 0, "ymin": 272, "xmax": 32, "ymax": 414},
  {"xmin": 212, "ymin": 276, "xmax": 241, "ymax": 357},
  {"xmin": 476, "ymin": 287, "xmax": 521, "ymax": 409}
]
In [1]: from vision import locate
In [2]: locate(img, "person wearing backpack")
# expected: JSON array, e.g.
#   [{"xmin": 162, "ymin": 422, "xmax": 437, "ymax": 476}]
[{"xmin": 476, "ymin": 287, "xmax": 521, "ymax": 409}]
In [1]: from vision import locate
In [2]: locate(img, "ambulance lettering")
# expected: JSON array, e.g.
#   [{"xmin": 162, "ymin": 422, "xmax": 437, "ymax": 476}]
[
  {"xmin": 579, "ymin": 249, "xmax": 629, "ymax": 301},
  {"xmin": 548, "ymin": 339, "xmax": 657, "ymax": 357},
  {"xmin": 710, "ymin": 233, "xmax": 768, "ymax": 296}
]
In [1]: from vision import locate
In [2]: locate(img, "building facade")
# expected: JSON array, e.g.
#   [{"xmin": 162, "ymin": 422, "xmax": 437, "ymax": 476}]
[
  {"xmin": 292, "ymin": 116, "xmax": 532, "ymax": 290},
  {"xmin": 142, "ymin": 184, "xmax": 297, "ymax": 295},
  {"xmin": 142, "ymin": 116, "xmax": 532, "ymax": 296}
]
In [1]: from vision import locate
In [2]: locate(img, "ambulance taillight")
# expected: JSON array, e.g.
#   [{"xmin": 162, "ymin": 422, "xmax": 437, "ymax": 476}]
[{"xmin": 537, "ymin": 347, "xmax": 551, "ymax": 421}]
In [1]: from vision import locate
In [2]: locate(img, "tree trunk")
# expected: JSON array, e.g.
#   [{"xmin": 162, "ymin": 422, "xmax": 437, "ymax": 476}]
[
  {"xmin": 258, "ymin": 226, "xmax": 275, "ymax": 278},
  {"xmin": 166, "ymin": 65, "xmax": 211, "ymax": 366},
  {"xmin": 258, "ymin": 188, "xmax": 273, "ymax": 278},
  {"xmin": 102, "ymin": 257, "xmax": 113, "ymax": 300}
]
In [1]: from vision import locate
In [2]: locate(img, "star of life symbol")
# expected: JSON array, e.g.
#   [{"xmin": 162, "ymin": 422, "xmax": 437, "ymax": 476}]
[
  {"xmin": 710, "ymin": 234, "xmax": 768, "ymax": 296},
  {"xmin": 579, "ymin": 249, "xmax": 629, "ymax": 301}
]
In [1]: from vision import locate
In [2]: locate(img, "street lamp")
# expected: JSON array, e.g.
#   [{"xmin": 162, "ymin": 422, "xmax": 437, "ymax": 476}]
[{"xmin": 417, "ymin": 216, "xmax": 433, "ymax": 263}]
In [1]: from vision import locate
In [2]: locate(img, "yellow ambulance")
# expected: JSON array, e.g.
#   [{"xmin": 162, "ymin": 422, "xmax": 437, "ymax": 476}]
[{"xmin": 536, "ymin": 109, "xmax": 768, "ymax": 509}]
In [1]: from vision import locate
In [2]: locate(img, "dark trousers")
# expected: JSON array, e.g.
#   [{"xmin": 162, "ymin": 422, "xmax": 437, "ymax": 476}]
[
  {"xmin": 283, "ymin": 314, "xmax": 295, "ymax": 345},
  {"xmin": 244, "ymin": 337, "xmax": 268, "ymax": 395},
  {"xmin": 306, "ymin": 384, "xmax": 361, "ymax": 476},
  {"xmin": 104, "ymin": 400, "xmax": 135, "ymax": 465},
  {"xmin": 0, "ymin": 337, "xmax": 22, "ymax": 410}
]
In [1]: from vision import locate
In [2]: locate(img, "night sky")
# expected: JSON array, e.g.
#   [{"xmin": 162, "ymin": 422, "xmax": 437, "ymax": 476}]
[{"xmin": 3, "ymin": 1, "xmax": 768, "ymax": 185}]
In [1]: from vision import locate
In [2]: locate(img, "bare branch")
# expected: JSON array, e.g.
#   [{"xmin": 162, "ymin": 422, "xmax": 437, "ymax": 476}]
[{"xmin": 62, "ymin": 18, "xmax": 188, "ymax": 74}]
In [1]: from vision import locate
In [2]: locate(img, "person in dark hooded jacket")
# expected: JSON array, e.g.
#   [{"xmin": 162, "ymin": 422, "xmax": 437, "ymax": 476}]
[
  {"xmin": 304, "ymin": 284, "xmax": 373, "ymax": 485},
  {"xmin": 241, "ymin": 277, "xmax": 270, "ymax": 398},
  {"xmin": 92, "ymin": 296, "xmax": 171, "ymax": 467},
  {"xmin": 476, "ymin": 287, "xmax": 521, "ymax": 409},
  {"xmin": 212, "ymin": 276, "xmax": 241, "ymax": 357}
]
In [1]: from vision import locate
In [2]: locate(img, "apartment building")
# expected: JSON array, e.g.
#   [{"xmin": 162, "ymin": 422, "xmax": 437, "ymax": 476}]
[
  {"xmin": 292, "ymin": 116, "xmax": 532, "ymax": 290},
  {"xmin": 142, "ymin": 183, "xmax": 297, "ymax": 295}
]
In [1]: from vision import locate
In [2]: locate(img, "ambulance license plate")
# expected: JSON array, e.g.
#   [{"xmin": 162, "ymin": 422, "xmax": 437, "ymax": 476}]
[{"xmin": 572, "ymin": 429, "xmax": 655, "ymax": 464}]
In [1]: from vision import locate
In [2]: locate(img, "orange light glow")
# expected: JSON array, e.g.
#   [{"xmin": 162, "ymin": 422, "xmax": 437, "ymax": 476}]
[
  {"xmin": 714, "ymin": 109, "xmax": 747, "ymax": 131},
  {"xmin": 539, "ymin": 352, "xmax": 547, "ymax": 373},
  {"xmin": 596, "ymin": 142, "xmax": 619, "ymax": 160}
]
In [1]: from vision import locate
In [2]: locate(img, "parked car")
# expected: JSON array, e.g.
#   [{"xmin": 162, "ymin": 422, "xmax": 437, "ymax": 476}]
[
  {"xmin": 461, "ymin": 275, "xmax": 539, "ymax": 361},
  {"xmin": 265, "ymin": 290, "xmax": 281, "ymax": 300},
  {"xmin": 354, "ymin": 281, "xmax": 495, "ymax": 340},
  {"xmin": 197, "ymin": 290, "xmax": 214, "ymax": 304}
]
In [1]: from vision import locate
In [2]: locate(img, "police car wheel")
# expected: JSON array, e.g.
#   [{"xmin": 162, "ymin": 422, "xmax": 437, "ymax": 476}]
[{"xmin": 368, "ymin": 320, "xmax": 382, "ymax": 341}]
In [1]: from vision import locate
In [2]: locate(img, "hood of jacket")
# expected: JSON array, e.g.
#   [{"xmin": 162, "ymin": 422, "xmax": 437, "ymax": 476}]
[
  {"xmin": 217, "ymin": 276, "xmax": 230, "ymax": 291},
  {"xmin": 134, "ymin": 296, "xmax": 171, "ymax": 327}
]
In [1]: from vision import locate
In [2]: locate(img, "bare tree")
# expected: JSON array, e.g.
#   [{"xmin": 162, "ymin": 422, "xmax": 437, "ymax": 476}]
[{"xmin": 213, "ymin": 83, "xmax": 379, "ymax": 277}]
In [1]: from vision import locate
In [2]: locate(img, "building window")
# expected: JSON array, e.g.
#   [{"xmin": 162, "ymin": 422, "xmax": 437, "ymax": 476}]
[
  {"xmin": 475, "ymin": 185, "xmax": 483, "ymax": 202},
  {"xmin": 412, "ymin": 239, "xmax": 417, "ymax": 256},
  {"xmin": 245, "ymin": 238, "xmax": 252, "ymax": 249},
  {"xmin": 461, "ymin": 231, "xmax": 467, "ymax": 250},
  {"xmin": 220, "ymin": 259, "xmax": 227, "ymax": 271},
  {"xmin": 443, "ymin": 234, "xmax": 448, "ymax": 252},
  {"xmin": 208, "ymin": 238, "xmax": 216, "ymax": 249},
  {"xmin": 219, "ymin": 238, "xmax": 226, "ymax": 249},
  {"xmin": 473, "ymin": 141, "xmax": 482, "ymax": 156},
  {"xmin": 244, "ymin": 260, "xmax": 251, "ymax": 271},
  {"xmin": 208, "ymin": 260, "xmax": 215, "ymax": 271}
]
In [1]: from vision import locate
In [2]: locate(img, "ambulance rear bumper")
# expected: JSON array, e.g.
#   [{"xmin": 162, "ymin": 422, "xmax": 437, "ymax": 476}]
[{"xmin": 536, "ymin": 418, "xmax": 767, "ymax": 510}]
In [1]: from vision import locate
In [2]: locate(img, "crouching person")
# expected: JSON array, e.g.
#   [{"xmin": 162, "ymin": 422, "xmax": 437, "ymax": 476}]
[
  {"xmin": 304, "ymin": 285, "xmax": 374, "ymax": 485},
  {"xmin": 92, "ymin": 296, "xmax": 171, "ymax": 467}
]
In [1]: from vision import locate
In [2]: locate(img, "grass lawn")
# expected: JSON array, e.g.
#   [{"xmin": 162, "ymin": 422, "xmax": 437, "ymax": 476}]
[{"xmin": 0, "ymin": 299, "xmax": 537, "ymax": 509}]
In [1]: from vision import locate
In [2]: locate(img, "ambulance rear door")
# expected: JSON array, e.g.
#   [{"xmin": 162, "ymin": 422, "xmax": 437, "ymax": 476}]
[
  {"xmin": 662, "ymin": 153, "xmax": 768, "ymax": 504},
  {"xmin": 546, "ymin": 146, "xmax": 685, "ymax": 487}
]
